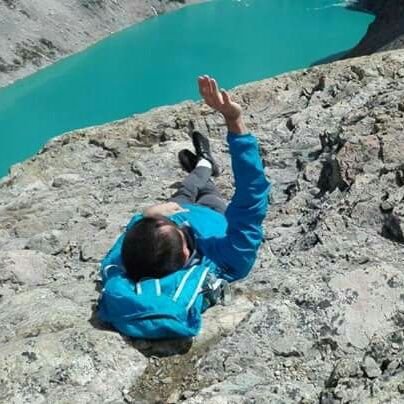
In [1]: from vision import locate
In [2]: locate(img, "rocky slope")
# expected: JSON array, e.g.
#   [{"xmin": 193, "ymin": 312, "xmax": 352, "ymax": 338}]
[
  {"xmin": 0, "ymin": 49, "xmax": 404, "ymax": 403},
  {"xmin": 347, "ymin": 0, "xmax": 404, "ymax": 57},
  {"xmin": 0, "ymin": 0, "xmax": 199, "ymax": 88}
]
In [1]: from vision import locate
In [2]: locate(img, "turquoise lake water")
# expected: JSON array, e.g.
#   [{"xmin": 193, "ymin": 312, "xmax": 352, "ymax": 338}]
[{"xmin": 0, "ymin": 0, "xmax": 374, "ymax": 177}]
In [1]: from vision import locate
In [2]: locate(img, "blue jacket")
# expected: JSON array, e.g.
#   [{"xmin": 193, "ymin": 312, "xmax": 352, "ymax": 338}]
[{"xmin": 98, "ymin": 133, "xmax": 271, "ymax": 338}]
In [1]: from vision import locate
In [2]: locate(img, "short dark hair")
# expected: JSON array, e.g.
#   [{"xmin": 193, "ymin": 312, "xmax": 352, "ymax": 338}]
[{"xmin": 121, "ymin": 215, "xmax": 186, "ymax": 282}]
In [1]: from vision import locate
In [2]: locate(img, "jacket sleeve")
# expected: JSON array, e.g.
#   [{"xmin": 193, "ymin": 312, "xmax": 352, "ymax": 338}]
[{"xmin": 201, "ymin": 133, "xmax": 271, "ymax": 282}]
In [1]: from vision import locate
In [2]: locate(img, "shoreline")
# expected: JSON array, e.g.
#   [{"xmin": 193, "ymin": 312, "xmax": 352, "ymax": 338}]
[
  {"xmin": 345, "ymin": 0, "xmax": 404, "ymax": 56},
  {"xmin": 0, "ymin": 0, "xmax": 380, "ymax": 179},
  {"xmin": 0, "ymin": 0, "xmax": 203, "ymax": 89}
]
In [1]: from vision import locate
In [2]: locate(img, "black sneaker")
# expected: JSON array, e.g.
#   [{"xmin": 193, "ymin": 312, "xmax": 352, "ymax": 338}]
[
  {"xmin": 178, "ymin": 149, "xmax": 198, "ymax": 173},
  {"xmin": 192, "ymin": 131, "xmax": 220, "ymax": 177}
]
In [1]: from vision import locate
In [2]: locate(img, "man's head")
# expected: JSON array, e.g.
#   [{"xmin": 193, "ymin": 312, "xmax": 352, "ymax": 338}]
[{"xmin": 121, "ymin": 215, "xmax": 190, "ymax": 282}]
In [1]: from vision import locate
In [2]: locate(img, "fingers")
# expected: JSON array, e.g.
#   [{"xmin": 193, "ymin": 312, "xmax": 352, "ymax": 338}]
[
  {"xmin": 198, "ymin": 76, "xmax": 212, "ymax": 106},
  {"xmin": 198, "ymin": 75, "xmax": 224, "ymax": 110},
  {"xmin": 210, "ymin": 78, "xmax": 222, "ymax": 105},
  {"xmin": 198, "ymin": 75, "xmax": 211, "ymax": 98},
  {"xmin": 198, "ymin": 75, "xmax": 211, "ymax": 97},
  {"xmin": 210, "ymin": 77, "xmax": 217, "ymax": 94},
  {"xmin": 221, "ymin": 89, "xmax": 231, "ymax": 105},
  {"xmin": 198, "ymin": 76, "xmax": 207, "ymax": 98}
]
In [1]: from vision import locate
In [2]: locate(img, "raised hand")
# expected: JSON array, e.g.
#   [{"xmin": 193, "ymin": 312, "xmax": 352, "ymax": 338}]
[{"xmin": 198, "ymin": 75, "xmax": 243, "ymax": 125}]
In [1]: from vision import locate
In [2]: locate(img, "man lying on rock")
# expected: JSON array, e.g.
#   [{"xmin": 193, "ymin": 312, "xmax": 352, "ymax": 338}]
[{"xmin": 97, "ymin": 75, "xmax": 271, "ymax": 339}]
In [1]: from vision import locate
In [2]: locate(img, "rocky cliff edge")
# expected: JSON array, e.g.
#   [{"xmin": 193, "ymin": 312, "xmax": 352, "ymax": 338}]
[
  {"xmin": 0, "ymin": 50, "xmax": 404, "ymax": 403},
  {"xmin": 347, "ymin": 0, "xmax": 404, "ymax": 57}
]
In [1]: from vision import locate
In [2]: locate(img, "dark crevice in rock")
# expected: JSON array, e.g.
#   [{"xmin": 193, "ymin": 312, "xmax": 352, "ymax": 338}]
[
  {"xmin": 319, "ymin": 131, "xmax": 346, "ymax": 155},
  {"xmin": 273, "ymin": 348, "xmax": 303, "ymax": 358},
  {"xmin": 303, "ymin": 231, "xmax": 322, "ymax": 250},
  {"xmin": 296, "ymin": 157, "xmax": 306, "ymax": 172},
  {"xmin": 317, "ymin": 158, "xmax": 349, "ymax": 195},
  {"xmin": 79, "ymin": 248, "xmax": 91, "ymax": 263},
  {"xmin": 284, "ymin": 182, "xmax": 298, "ymax": 202},
  {"xmin": 392, "ymin": 311, "xmax": 404, "ymax": 327},
  {"xmin": 381, "ymin": 214, "xmax": 404, "ymax": 243},
  {"xmin": 396, "ymin": 167, "xmax": 404, "ymax": 187},
  {"xmin": 285, "ymin": 117, "xmax": 295, "ymax": 132},
  {"xmin": 81, "ymin": 0, "xmax": 106, "ymax": 10},
  {"xmin": 314, "ymin": 338, "xmax": 339, "ymax": 356},
  {"xmin": 377, "ymin": 135, "xmax": 385, "ymax": 163},
  {"xmin": 308, "ymin": 148, "xmax": 323, "ymax": 161},
  {"xmin": 2, "ymin": 0, "xmax": 17, "ymax": 9},
  {"xmin": 380, "ymin": 200, "xmax": 394, "ymax": 213},
  {"xmin": 89, "ymin": 139, "xmax": 120, "ymax": 158},
  {"xmin": 299, "ymin": 76, "xmax": 327, "ymax": 105}
]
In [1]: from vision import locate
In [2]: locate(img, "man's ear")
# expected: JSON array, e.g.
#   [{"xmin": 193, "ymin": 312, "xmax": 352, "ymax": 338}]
[{"xmin": 179, "ymin": 229, "xmax": 190, "ymax": 262}]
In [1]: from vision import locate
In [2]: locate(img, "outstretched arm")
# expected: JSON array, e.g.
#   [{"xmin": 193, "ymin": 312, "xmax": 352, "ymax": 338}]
[{"xmin": 198, "ymin": 76, "xmax": 271, "ymax": 281}]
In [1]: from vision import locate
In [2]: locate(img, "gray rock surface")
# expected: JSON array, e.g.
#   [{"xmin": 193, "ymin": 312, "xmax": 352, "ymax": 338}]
[
  {"xmin": 0, "ymin": 50, "xmax": 404, "ymax": 402},
  {"xmin": 0, "ymin": 0, "xmax": 201, "ymax": 87}
]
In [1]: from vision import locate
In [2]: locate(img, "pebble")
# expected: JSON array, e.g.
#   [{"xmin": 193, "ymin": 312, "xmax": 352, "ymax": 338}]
[
  {"xmin": 167, "ymin": 390, "xmax": 181, "ymax": 403},
  {"xmin": 362, "ymin": 356, "xmax": 382, "ymax": 379}
]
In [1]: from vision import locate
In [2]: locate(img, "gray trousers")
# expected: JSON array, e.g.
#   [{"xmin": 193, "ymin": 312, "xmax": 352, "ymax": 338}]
[{"xmin": 169, "ymin": 167, "xmax": 227, "ymax": 214}]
